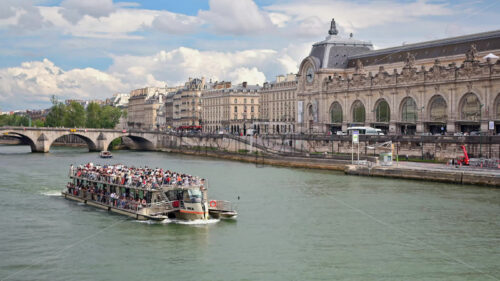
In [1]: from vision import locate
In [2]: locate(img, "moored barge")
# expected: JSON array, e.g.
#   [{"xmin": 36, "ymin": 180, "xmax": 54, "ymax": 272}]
[{"xmin": 62, "ymin": 163, "xmax": 237, "ymax": 221}]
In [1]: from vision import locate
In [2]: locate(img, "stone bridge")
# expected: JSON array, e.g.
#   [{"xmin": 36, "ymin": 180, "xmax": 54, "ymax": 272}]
[{"xmin": 0, "ymin": 127, "xmax": 162, "ymax": 152}]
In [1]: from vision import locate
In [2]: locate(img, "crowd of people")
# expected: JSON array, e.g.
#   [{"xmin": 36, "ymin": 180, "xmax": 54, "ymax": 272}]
[
  {"xmin": 66, "ymin": 182, "xmax": 149, "ymax": 211},
  {"xmin": 70, "ymin": 163, "xmax": 204, "ymax": 190}
]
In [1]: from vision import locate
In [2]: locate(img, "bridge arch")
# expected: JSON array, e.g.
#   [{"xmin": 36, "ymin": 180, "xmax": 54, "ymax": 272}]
[
  {"xmin": 1, "ymin": 131, "xmax": 37, "ymax": 152},
  {"xmin": 104, "ymin": 134, "xmax": 156, "ymax": 151},
  {"xmin": 124, "ymin": 135, "xmax": 156, "ymax": 151},
  {"xmin": 50, "ymin": 133, "xmax": 99, "ymax": 152}
]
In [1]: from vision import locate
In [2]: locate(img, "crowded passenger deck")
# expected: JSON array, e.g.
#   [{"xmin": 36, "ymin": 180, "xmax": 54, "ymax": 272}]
[{"xmin": 62, "ymin": 163, "xmax": 237, "ymax": 221}]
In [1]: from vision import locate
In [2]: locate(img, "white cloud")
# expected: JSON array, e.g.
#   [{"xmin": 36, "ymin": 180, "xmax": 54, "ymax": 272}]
[
  {"xmin": 268, "ymin": 12, "xmax": 290, "ymax": 28},
  {"xmin": 16, "ymin": 5, "xmax": 52, "ymax": 31},
  {"xmin": 198, "ymin": 0, "xmax": 275, "ymax": 34},
  {"xmin": 37, "ymin": 6, "xmax": 202, "ymax": 39},
  {"xmin": 0, "ymin": 0, "xmax": 17, "ymax": 19},
  {"xmin": 0, "ymin": 0, "xmax": 52, "ymax": 31},
  {"xmin": 0, "ymin": 59, "xmax": 127, "ymax": 109},
  {"xmin": 151, "ymin": 11, "xmax": 203, "ymax": 34},
  {"xmin": 108, "ymin": 47, "xmax": 281, "ymax": 86},
  {"xmin": 265, "ymin": 0, "xmax": 453, "ymax": 34},
  {"xmin": 228, "ymin": 67, "xmax": 266, "ymax": 85},
  {"xmin": 59, "ymin": 0, "xmax": 115, "ymax": 24}
]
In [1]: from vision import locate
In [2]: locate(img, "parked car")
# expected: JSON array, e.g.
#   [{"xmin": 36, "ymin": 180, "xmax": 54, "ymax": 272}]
[{"xmin": 336, "ymin": 131, "xmax": 347, "ymax": 136}]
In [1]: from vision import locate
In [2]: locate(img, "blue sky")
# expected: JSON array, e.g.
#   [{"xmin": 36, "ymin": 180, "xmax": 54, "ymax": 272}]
[{"xmin": 0, "ymin": 0, "xmax": 499, "ymax": 110}]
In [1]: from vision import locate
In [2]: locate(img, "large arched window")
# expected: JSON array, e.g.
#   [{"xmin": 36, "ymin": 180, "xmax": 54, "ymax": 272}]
[
  {"xmin": 460, "ymin": 93, "xmax": 481, "ymax": 121},
  {"xmin": 330, "ymin": 102, "xmax": 342, "ymax": 123},
  {"xmin": 375, "ymin": 100, "xmax": 390, "ymax": 122},
  {"xmin": 352, "ymin": 100, "xmax": 365, "ymax": 123},
  {"xmin": 401, "ymin": 97, "xmax": 417, "ymax": 122},
  {"xmin": 429, "ymin": 96, "xmax": 447, "ymax": 122}
]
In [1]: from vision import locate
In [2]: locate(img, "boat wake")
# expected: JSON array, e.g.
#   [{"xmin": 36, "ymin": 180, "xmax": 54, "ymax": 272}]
[{"xmin": 41, "ymin": 190, "xmax": 62, "ymax": 197}]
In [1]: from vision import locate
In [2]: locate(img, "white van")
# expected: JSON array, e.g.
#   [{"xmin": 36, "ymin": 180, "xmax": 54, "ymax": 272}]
[
  {"xmin": 245, "ymin": 129, "xmax": 255, "ymax": 136},
  {"xmin": 347, "ymin": 126, "xmax": 379, "ymax": 135}
]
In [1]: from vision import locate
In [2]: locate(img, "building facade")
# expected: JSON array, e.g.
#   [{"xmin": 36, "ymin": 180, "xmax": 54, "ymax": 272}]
[
  {"xmin": 164, "ymin": 91, "xmax": 175, "ymax": 129},
  {"xmin": 127, "ymin": 87, "xmax": 166, "ymax": 130},
  {"xmin": 260, "ymin": 74, "xmax": 297, "ymax": 134},
  {"xmin": 171, "ymin": 78, "xmax": 206, "ymax": 128},
  {"xmin": 297, "ymin": 19, "xmax": 500, "ymax": 135},
  {"xmin": 201, "ymin": 82, "xmax": 260, "ymax": 134}
]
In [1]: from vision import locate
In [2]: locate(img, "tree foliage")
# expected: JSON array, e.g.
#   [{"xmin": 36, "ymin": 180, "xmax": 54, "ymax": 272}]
[
  {"xmin": 99, "ymin": 106, "xmax": 122, "ymax": 129},
  {"xmin": 63, "ymin": 101, "xmax": 86, "ymax": 128},
  {"xmin": 86, "ymin": 102, "xmax": 101, "ymax": 128},
  {"xmin": 45, "ymin": 95, "xmax": 66, "ymax": 127},
  {"xmin": 44, "ymin": 97, "xmax": 123, "ymax": 129},
  {"xmin": 0, "ymin": 114, "xmax": 30, "ymax": 126}
]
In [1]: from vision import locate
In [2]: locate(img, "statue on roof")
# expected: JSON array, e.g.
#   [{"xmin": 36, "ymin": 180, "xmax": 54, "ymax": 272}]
[
  {"xmin": 405, "ymin": 52, "xmax": 415, "ymax": 68},
  {"xmin": 355, "ymin": 59, "xmax": 364, "ymax": 74},
  {"xmin": 465, "ymin": 44, "xmax": 478, "ymax": 61},
  {"xmin": 328, "ymin": 18, "xmax": 338, "ymax": 35}
]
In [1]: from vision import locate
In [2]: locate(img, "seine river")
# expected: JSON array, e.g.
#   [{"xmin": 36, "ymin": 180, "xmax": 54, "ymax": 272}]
[{"xmin": 1, "ymin": 144, "xmax": 499, "ymax": 281}]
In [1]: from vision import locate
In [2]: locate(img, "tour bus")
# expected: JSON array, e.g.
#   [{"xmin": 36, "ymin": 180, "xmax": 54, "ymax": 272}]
[{"xmin": 346, "ymin": 126, "xmax": 383, "ymax": 135}]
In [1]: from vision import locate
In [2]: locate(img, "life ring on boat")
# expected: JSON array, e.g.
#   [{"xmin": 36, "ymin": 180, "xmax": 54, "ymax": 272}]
[{"xmin": 209, "ymin": 200, "xmax": 217, "ymax": 208}]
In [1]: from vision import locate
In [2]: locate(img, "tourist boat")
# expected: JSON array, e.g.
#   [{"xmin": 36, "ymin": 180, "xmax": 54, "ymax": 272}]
[
  {"xmin": 61, "ymin": 163, "xmax": 237, "ymax": 221},
  {"xmin": 99, "ymin": 151, "xmax": 113, "ymax": 158}
]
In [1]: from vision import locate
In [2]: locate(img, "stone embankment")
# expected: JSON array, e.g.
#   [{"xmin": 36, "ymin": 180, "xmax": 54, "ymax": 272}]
[
  {"xmin": 161, "ymin": 147, "xmax": 500, "ymax": 187},
  {"xmin": 345, "ymin": 165, "xmax": 500, "ymax": 186}
]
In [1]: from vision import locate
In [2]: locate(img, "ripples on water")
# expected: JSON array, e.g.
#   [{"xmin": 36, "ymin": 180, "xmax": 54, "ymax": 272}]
[{"xmin": 0, "ymin": 144, "xmax": 499, "ymax": 281}]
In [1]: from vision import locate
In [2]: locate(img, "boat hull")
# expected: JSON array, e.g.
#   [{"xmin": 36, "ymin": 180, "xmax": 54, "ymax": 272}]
[{"xmin": 209, "ymin": 210, "xmax": 238, "ymax": 219}]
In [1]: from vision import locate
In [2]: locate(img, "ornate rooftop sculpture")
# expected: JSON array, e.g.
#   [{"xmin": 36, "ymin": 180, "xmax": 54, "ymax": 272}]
[
  {"xmin": 328, "ymin": 18, "xmax": 338, "ymax": 36},
  {"xmin": 465, "ymin": 44, "xmax": 478, "ymax": 62}
]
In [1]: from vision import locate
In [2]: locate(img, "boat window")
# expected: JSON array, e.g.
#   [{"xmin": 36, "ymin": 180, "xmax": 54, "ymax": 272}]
[
  {"xmin": 188, "ymin": 189, "xmax": 202, "ymax": 203},
  {"xmin": 183, "ymin": 191, "xmax": 190, "ymax": 201},
  {"xmin": 188, "ymin": 189, "xmax": 202, "ymax": 199}
]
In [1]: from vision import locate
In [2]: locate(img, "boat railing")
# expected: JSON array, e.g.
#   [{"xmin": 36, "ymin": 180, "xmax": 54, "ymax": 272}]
[
  {"xmin": 64, "ymin": 188, "xmax": 179, "ymax": 213},
  {"xmin": 209, "ymin": 200, "xmax": 236, "ymax": 212},
  {"xmin": 144, "ymin": 200, "xmax": 179, "ymax": 211}
]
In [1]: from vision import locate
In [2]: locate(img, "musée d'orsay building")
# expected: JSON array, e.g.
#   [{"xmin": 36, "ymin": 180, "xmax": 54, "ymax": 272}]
[{"xmin": 297, "ymin": 19, "xmax": 500, "ymax": 135}]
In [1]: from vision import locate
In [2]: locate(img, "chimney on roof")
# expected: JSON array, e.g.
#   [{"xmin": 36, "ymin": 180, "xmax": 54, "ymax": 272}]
[{"xmin": 242, "ymin": 81, "xmax": 247, "ymax": 88}]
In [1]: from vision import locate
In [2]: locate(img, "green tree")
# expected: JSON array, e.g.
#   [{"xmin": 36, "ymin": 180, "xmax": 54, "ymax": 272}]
[
  {"xmin": 45, "ymin": 96, "xmax": 67, "ymax": 127},
  {"xmin": 99, "ymin": 105, "xmax": 122, "ymax": 128},
  {"xmin": 33, "ymin": 119, "xmax": 45, "ymax": 127},
  {"xmin": 0, "ymin": 114, "xmax": 29, "ymax": 126},
  {"xmin": 86, "ymin": 102, "xmax": 102, "ymax": 128},
  {"xmin": 64, "ymin": 101, "xmax": 86, "ymax": 128}
]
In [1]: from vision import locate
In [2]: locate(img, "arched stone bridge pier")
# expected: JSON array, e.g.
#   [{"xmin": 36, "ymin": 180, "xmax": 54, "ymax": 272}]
[{"xmin": 0, "ymin": 127, "xmax": 159, "ymax": 153}]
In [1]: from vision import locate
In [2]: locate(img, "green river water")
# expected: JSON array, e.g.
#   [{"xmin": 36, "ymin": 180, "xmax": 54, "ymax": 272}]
[{"xmin": 0, "ymin": 145, "xmax": 499, "ymax": 281}]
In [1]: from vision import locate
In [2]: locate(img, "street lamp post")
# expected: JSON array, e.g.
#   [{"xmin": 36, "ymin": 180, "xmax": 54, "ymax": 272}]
[{"xmin": 479, "ymin": 103, "xmax": 484, "ymax": 158}]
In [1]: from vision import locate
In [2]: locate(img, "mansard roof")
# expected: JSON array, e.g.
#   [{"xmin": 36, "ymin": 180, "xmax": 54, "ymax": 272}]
[
  {"xmin": 347, "ymin": 29, "xmax": 500, "ymax": 68},
  {"xmin": 308, "ymin": 18, "xmax": 373, "ymax": 69}
]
